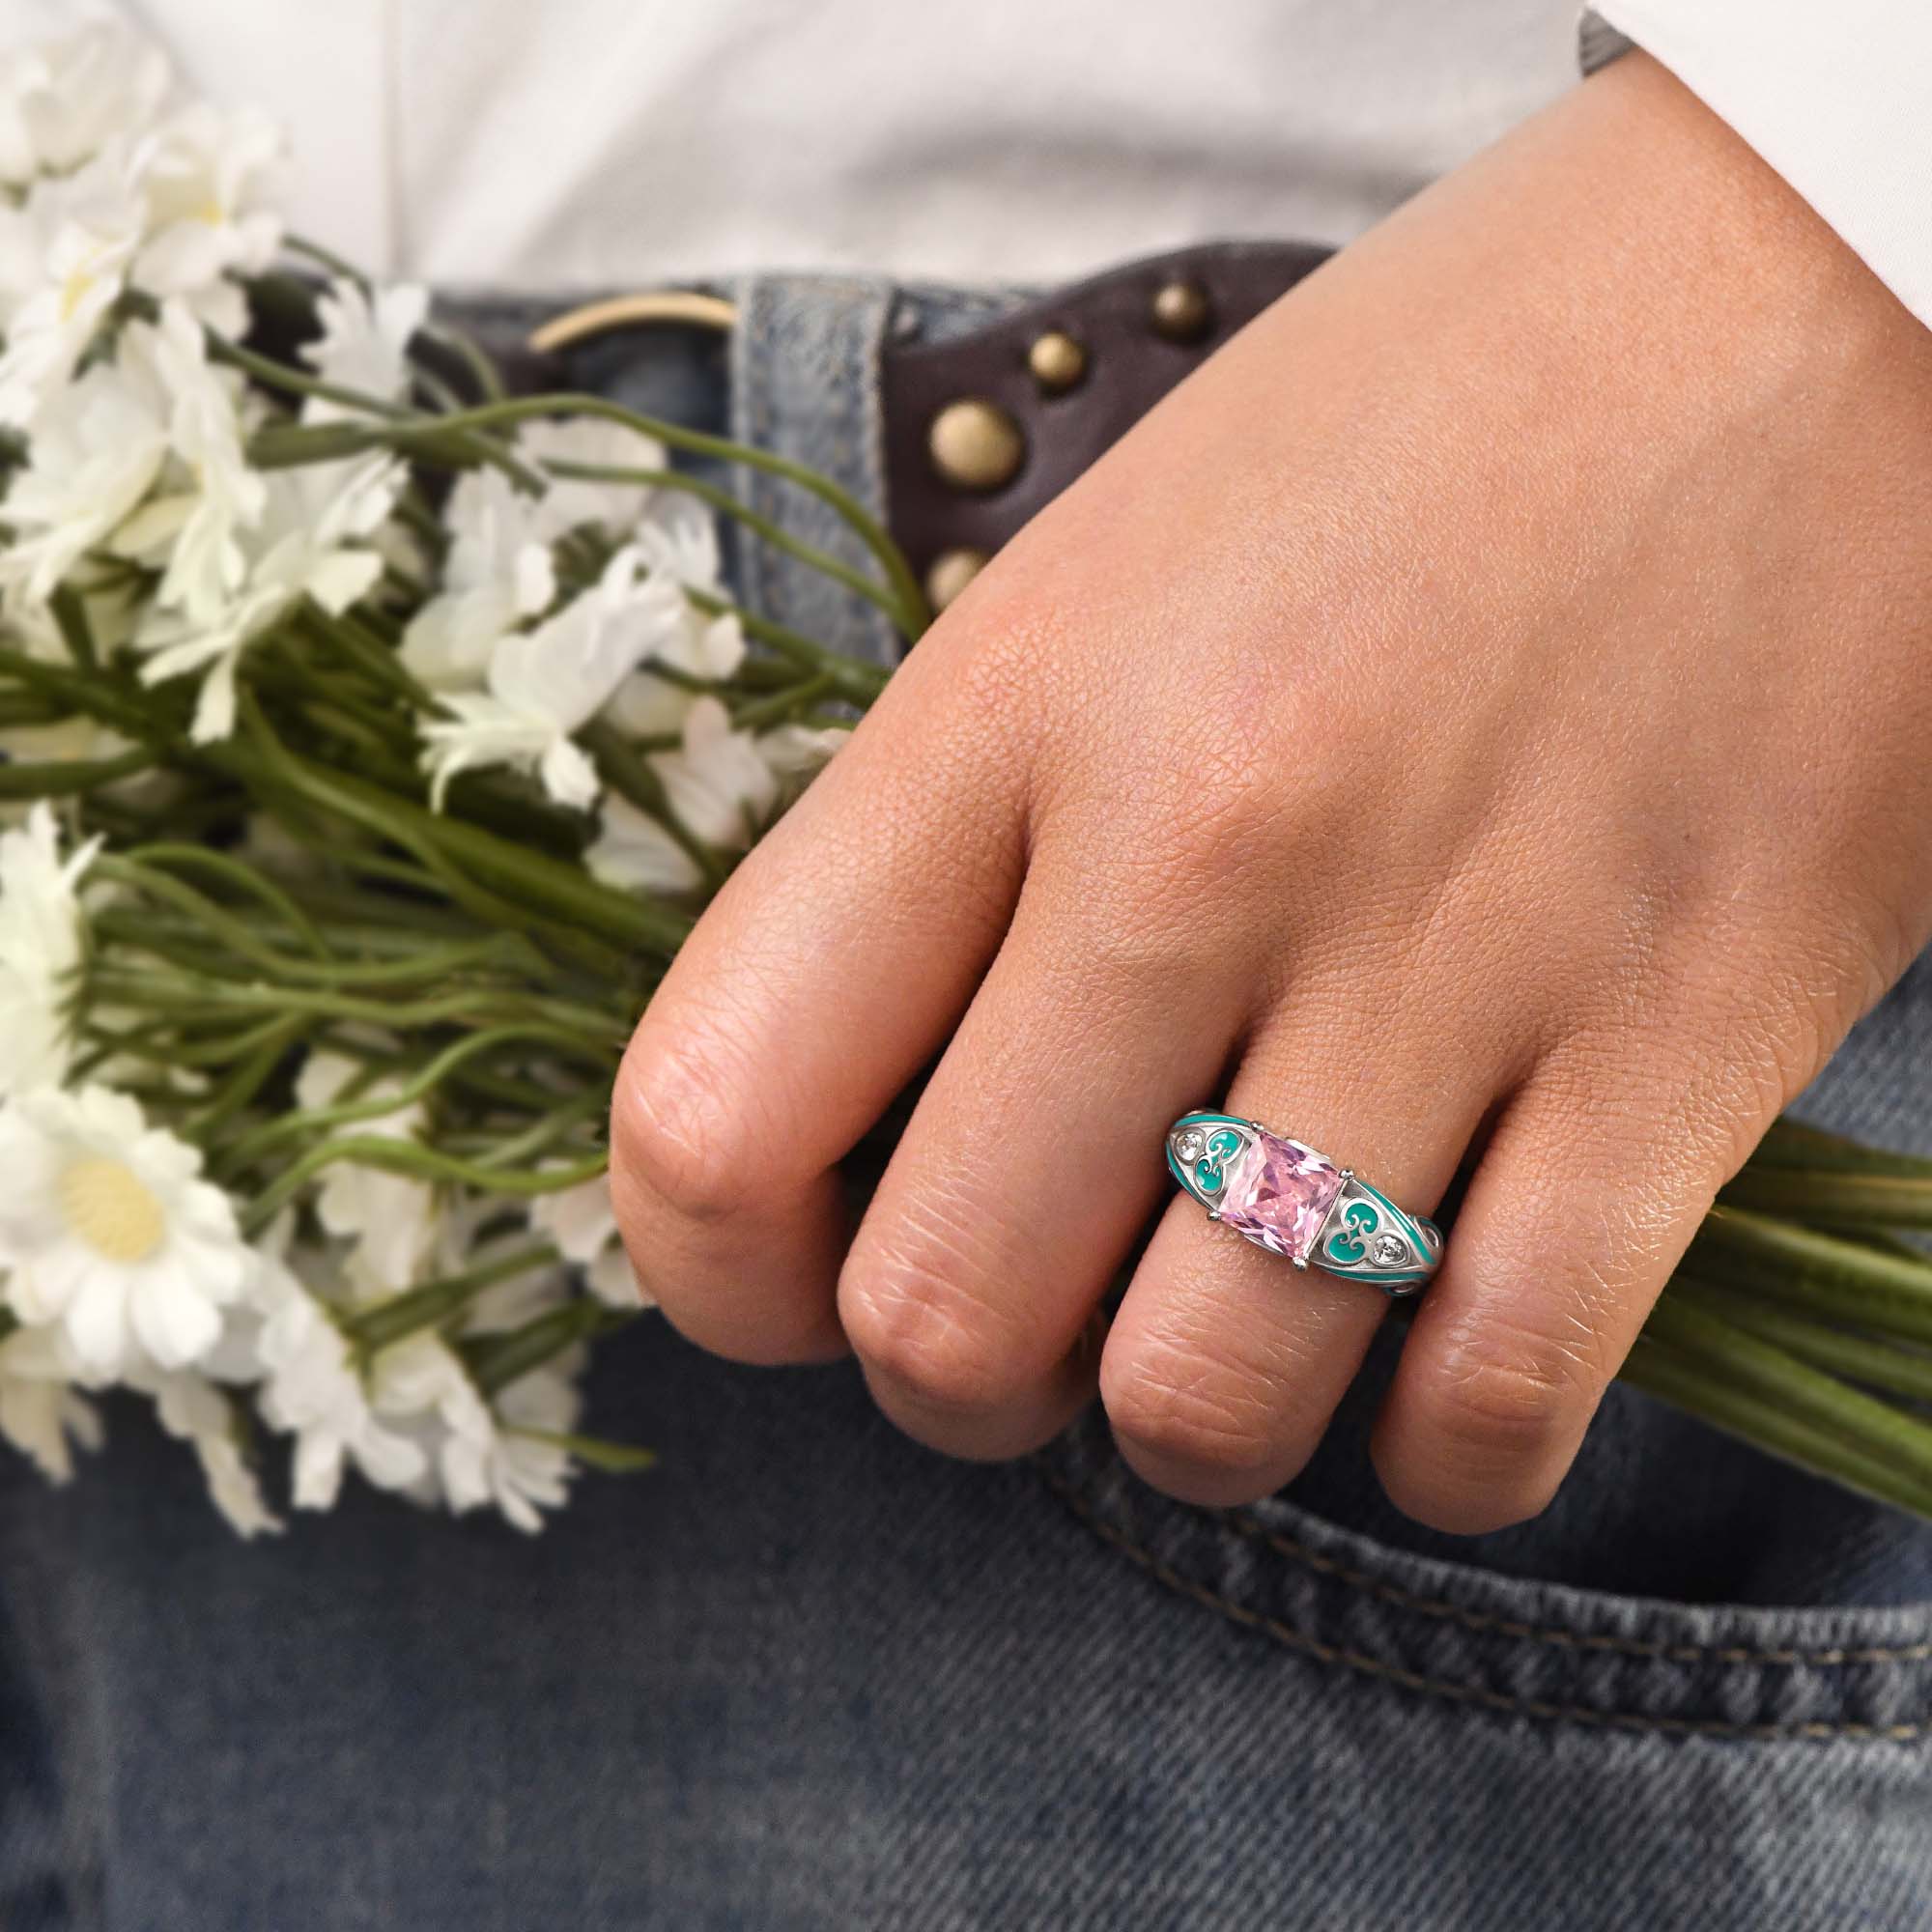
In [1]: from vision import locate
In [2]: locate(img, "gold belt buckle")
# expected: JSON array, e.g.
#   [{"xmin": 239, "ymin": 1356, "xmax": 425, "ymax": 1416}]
[{"xmin": 526, "ymin": 290, "xmax": 737, "ymax": 355}]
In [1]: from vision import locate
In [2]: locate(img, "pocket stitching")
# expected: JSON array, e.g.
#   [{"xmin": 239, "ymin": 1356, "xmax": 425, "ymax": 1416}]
[
  {"xmin": 1218, "ymin": 1504, "xmax": 1932, "ymax": 1667},
  {"xmin": 1043, "ymin": 1472, "xmax": 1930, "ymax": 1741}
]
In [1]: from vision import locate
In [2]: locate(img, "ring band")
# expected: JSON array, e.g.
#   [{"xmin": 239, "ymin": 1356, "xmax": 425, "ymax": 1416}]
[{"xmin": 1165, "ymin": 1113, "xmax": 1442, "ymax": 1296}]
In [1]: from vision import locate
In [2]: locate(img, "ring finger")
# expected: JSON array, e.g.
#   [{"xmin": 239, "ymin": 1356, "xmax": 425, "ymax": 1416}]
[{"xmin": 1100, "ymin": 975, "xmax": 1510, "ymax": 1508}]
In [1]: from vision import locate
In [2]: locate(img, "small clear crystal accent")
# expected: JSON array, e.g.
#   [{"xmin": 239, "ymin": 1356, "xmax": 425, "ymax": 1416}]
[
  {"xmin": 1370, "ymin": 1233, "xmax": 1408, "ymax": 1267},
  {"xmin": 1173, "ymin": 1127, "xmax": 1206, "ymax": 1161}
]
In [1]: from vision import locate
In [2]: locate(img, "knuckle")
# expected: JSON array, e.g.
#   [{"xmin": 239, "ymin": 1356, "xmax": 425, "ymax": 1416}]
[
  {"xmin": 841, "ymin": 1277, "xmax": 1013, "ymax": 1419},
  {"xmin": 611, "ymin": 1020, "xmax": 757, "ymax": 1226},
  {"xmin": 1413, "ymin": 1306, "xmax": 1603, "ymax": 1473},
  {"xmin": 839, "ymin": 1212, "xmax": 1027, "ymax": 1419},
  {"xmin": 1099, "ymin": 1342, "xmax": 1286, "ymax": 1490}
]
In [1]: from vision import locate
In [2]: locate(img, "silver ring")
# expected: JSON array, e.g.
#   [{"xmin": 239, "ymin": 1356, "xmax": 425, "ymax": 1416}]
[{"xmin": 1166, "ymin": 1113, "xmax": 1442, "ymax": 1296}]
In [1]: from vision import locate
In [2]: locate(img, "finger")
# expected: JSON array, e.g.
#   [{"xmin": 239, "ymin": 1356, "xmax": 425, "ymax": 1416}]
[
  {"xmin": 837, "ymin": 881, "xmax": 1248, "ymax": 1462},
  {"xmin": 1099, "ymin": 978, "xmax": 1506, "ymax": 1509},
  {"xmin": 1371, "ymin": 1039, "xmax": 1726, "ymax": 1534},
  {"xmin": 611, "ymin": 637, "xmax": 1032, "ymax": 1364}
]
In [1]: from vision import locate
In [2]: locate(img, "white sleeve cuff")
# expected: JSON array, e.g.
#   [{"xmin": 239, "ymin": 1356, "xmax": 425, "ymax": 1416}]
[{"xmin": 1578, "ymin": 3, "xmax": 1932, "ymax": 331}]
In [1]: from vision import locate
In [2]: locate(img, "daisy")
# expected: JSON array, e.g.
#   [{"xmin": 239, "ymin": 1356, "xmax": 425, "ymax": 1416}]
[
  {"xmin": 635, "ymin": 494, "xmax": 728, "ymax": 594},
  {"xmin": 300, "ymin": 276, "xmax": 430, "ymax": 420},
  {"xmin": 528, "ymin": 1173, "xmax": 649, "ymax": 1310},
  {"xmin": 128, "ymin": 1359, "xmax": 281, "ymax": 1537},
  {"xmin": 0, "ymin": 1322, "xmax": 101, "ymax": 1483},
  {"xmin": 0, "ymin": 143, "xmax": 147, "ymax": 426},
  {"xmin": 584, "ymin": 697, "xmax": 779, "ymax": 894},
  {"xmin": 251, "ymin": 1252, "xmax": 426, "ymax": 1511},
  {"xmin": 399, "ymin": 466, "xmax": 555, "ymax": 691},
  {"xmin": 522, "ymin": 415, "xmax": 665, "ymax": 543},
  {"xmin": 583, "ymin": 793, "xmax": 704, "ymax": 895},
  {"xmin": 105, "ymin": 298, "xmax": 264, "ymax": 619},
  {"xmin": 0, "ymin": 24, "xmax": 169, "ymax": 186},
  {"xmin": 600, "ymin": 605, "xmax": 746, "ymax": 739},
  {"xmin": 0, "ymin": 1085, "xmax": 252, "ymax": 1377},
  {"xmin": 130, "ymin": 99, "xmax": 284, "ymax": 338},
  {"xmin": 653, "ymin": 695, "xmax": 780, "ymax": 847},
  {"xmin": 0, "ymin": 326, "xmax": 172, "ymax": 603},
  {"xmin": 134, "ymin": 449, "xmax": 403, "ymax": 741},
  {"xmin": 369, "ymin": 1327, "xmax": 584, "ymax": 1534},
  {"xmin": 292, "ymin": 1050, "xmax": 440, "ymax": 1294},
  {"xmin": 0, "ymin": 802, "xmax": 99, "ymax": 1092},
  {"xmin": 418, "ymin": 545, "xmax": 683, "ymax": 810}
]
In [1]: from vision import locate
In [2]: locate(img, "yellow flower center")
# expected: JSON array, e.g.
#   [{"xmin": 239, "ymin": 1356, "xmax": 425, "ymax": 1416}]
[
  {"xmin": 57, "ymin": 266, "xmax": 92, "ymax": 323},
  {"xmin": 57, "ymin": 1155, "xmax": 166, "ymax": 1264}
]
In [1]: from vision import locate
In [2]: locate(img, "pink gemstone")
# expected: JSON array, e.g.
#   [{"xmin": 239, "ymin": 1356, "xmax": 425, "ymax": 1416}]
[{"xmin": 1217, "ymin": 1131, "xmax": 1345, "ymax": 1263}]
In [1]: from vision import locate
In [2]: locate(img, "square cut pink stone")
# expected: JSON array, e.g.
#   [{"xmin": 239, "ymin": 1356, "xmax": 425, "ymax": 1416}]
[{"xmin": 1217, "ymin": 1131, "xmax": 1345, "ymax": 1263}]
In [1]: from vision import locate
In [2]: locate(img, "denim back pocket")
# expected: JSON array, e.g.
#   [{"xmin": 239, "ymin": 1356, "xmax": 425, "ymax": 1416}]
[{"xmin": 1036, "ymin": 1332, "xmax": 1932, "ymax": 1745}]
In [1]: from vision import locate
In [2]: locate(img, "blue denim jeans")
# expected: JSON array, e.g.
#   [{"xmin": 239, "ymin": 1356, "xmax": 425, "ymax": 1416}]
[{"xmin": 3, "ymin": 274, "xmax": 1930, "ymax": 1931}]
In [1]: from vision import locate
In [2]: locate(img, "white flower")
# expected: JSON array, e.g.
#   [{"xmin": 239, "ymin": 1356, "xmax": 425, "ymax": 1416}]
[
  {"xmin": 301, "ymin": 276, "xmax": 429, "ymax": 420},
  {"xmin": 0, "ymin": 144, "xmax": 146, "ymax": 426},
  {"xmin": 529, "ymin": 1174, "xmax": 649, "ymax": 1310},
  {"xmin": 585, "ymin": 697, "xmax": 779, "ymax": 894},
  {"xmin": 0, "ymin": 802, "xmax": 99, "ymax": 1091},
  {"xmin": 635, "ymin": 494, "xmax": 727, "ymax": 594},
  {"xmin": 0, "ymin": 25, "xmax": 169, "ymax": 186},
  {"xmin": 127, "ymin": 1359, "xmax": 281, "ymax": 1537},
  {"xmin": 135, "ymin": 450, "xmax": 403, "ymax": 741},
  {"xmin": 130, "ymin": 100, "xmax": 283, "ymax": 337},
  {"xmin": 522, "ymin": 416, "xmax": 664, "ymax": 543},
  {"xmin": 654, "ymin": 695, "xmax": 780, "ymax": 845},
  {"xmin": 399, "ymin": 467, "xmax": 554, "ymax": 691},
  {"xmin": 419, "ymin": 546, "xmax": 684, "ymax": 810},
  {"xmin": 0, "ymin": 1085, "xmax": 250, "ymax": 1377},
  {"xmin": 105, "ymin": 299, "xmax": 263, "ymax": 618},
  {"xmin": 0, "ymin": 591, "xmax": 139, "ymax": 805},
  {"xmin": 584, "ymin": 794, "xmax": 702, "ymax": 895},
  {"xmin": 0, "ymin": 327, "xmax": 171, "ymax": 602},
  {"xmin": 371, "ymin": 1333, "xmax": 580, "ymax": 1534},
  {"xmin": 758, "ymin": 722, "xmax": 853, "ymax": 780},
  {"xmin": 291, "ymin": 1051, "xmax": 439, "ymax": 1294},
  {"xmin": 601, "ymin": 606, "xmax": 746, "ymax": 739},
  {"xmin": 0, "ymin": 1323, "xmax": 101, "ymax": 1483},
  {"xmin": 253, "ymin": 1254, "xmax": 425, "ymax": 1510}
]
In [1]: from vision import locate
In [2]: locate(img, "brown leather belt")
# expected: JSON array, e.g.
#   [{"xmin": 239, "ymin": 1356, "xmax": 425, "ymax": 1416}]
[{"xmin": 527, "ymin": 240, "xmax": 1332, "ymax": 618}]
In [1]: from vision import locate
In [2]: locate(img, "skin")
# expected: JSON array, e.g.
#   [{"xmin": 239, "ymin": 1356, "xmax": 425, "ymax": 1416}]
[{"xmin": 609, "ymin": 51, "xmax": 1932, "ymax": 1534}]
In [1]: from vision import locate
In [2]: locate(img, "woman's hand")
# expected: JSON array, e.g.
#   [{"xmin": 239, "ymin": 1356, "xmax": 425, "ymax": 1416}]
[{"xmin": 609, "ymin": 52, "xmax": 1932, "ymax": 1533}]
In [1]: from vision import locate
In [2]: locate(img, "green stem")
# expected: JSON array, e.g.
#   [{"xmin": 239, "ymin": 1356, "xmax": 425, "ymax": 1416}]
[
  {"xmin": 215, "ymin": 1024, "xmax": 607, "ymax": 1172},
  {"xmin": 464, "ymin": 1298, "xmax": 626, "ymax": 1397},
  {"xmin": 1623, "ymin": 1334, "xmax": 1932, "ymax": 1519},
  {"xmin": 1671, "ymin": 1273, "xmax": 1932, "ymax": 1406},
  {"xmin": 344, "ymin": 1243, "xmax": 560, "ymax": 1353},
  {"xmin": 242, "ymin": 1134, "xmax": 607, "ymax": 1236},
  {"xmin": 1640, "ymin": 1293, "xmax": 1932, "ymax": 1489},
  {"xmin": 0, "ymin": 748, "xmax": 156, "ymax": 797},
  {"xmin": 1720, "ymin": 1165, "xmax": 1932, "ymax": 1229},
  {"xmin": 580, "ymin": 719, "xmax": 724, "ymax": 890},
  {"xmin": 1688, "ymin": 1208, "xmax": 1932, "ymax": 1346}
]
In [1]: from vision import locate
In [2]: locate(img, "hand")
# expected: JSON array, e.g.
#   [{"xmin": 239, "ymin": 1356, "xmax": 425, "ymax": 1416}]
[{"xmin": 610, "ymin": 52, "xmax": 1932, "ymax": 1533}]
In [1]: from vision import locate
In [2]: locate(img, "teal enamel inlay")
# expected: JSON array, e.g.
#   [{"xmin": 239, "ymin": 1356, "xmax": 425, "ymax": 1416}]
[
  {"xmin": 1323, "ymin": 1198, "xmax": 1380, "ymax": 1264},
  {"xmin": 1193, "ymin": 1127, "xmax": 1243, "ymax": 1193}
]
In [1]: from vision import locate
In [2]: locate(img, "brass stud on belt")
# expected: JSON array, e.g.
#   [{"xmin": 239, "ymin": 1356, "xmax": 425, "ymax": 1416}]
[
  {"xmin": 924, "ymin": 547, "xmax": 990, "ymax": 612},
  {"xmin": 1151, "ymin": 278, "xmax": 1212, "ymax": 344},
  {"xmin": 1027, "ymin": 329, "xmax": 1088, "ymax": 394},
  {"xmin": 927, "ymin": 398, "xmax": 1025, "ymax": 493}
]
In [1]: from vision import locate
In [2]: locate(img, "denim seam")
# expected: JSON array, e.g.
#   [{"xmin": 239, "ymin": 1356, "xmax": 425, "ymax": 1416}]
[
  {"xmin": 1217, "ymin": 1507, "xmax": 1932, "ymax": 1668},
  {"xmin": 1042, "ymin": 1472, "xmax": 1929, "ymax": 1743}
]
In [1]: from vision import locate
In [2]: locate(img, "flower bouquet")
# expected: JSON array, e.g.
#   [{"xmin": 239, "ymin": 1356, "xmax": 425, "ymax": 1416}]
[{"xmin": 3, "ymin": 22, "xmax": 1932, "ymax": 1537}]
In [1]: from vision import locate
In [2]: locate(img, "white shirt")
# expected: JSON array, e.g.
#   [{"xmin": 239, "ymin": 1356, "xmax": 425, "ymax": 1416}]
[
  {"xmin": 3, "ymin": 1, "xmax": 1927, "ymax": 333},
  {"xmin": 11, "ymin": 0, "xmax": 1585, "ymax": 283}
]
